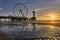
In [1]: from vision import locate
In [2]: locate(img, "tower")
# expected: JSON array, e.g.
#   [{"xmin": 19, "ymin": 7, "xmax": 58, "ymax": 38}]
[
  {"xmin": 33, "ymin": 11, "xmax": 35, "ymax": 17},
  {"xmin": 31, "ymin": 11, "xmax": 36, "ymax": 21}
]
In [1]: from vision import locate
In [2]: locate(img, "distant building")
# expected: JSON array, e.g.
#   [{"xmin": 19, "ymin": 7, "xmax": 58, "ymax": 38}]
[{"xmin": 30, "ymin": 11, "xmax": 36, "ymax": 21}]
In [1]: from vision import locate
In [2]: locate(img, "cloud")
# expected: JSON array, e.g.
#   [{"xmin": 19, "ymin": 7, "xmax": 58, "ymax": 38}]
[
  {"xmin": 0, "ymin": 8, "xmax": 3, "ymax": 11},
  {"xmin": 54, "ymin": 0, "xmax": 60, "ymax": 5},
  {"xmin": 34, "ymin": 7, "xmax": 55, "ymax": 12},
  {"xmin": 56, "ymin": 0, "xmax": 60, "ymax": 3}
]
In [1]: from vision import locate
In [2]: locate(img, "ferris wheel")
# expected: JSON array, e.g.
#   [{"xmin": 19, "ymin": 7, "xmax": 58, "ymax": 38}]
[{"xmin": 13, "ymin": 3, "xmax": 28, "ymax": 17}]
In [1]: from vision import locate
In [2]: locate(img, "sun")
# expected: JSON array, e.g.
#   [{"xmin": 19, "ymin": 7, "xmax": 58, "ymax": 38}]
[
  {"xmin": 50, "ymin": 16, "xmax": 55, "ymax": 23},
  {"xmin": 50, "ymin": 16, "xmax": 55, "ymax": 19}
]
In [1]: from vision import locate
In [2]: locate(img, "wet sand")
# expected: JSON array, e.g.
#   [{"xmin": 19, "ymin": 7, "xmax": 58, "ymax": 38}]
[{"xmin": 0, "ymin": 31, "xmax": 14, "ymax": 40}]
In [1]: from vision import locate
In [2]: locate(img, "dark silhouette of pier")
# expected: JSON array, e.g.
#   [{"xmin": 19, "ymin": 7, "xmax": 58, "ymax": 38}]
[{"xmin": 0, "ymin": 16, "xmax": 28, "ymax": 21}]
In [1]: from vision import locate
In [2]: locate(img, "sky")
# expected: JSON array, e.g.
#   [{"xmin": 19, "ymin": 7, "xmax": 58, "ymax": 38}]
[{"xmin": 0, "ymin": 0, "xmax": 60, "ymax": 20}]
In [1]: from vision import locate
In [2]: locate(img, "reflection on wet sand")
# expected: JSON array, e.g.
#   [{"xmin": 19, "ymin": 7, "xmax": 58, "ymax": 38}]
[
  {"xmin": 0, "ymin": 31, "xmax": 14, "ymax": 40},
  {"xmin": 0, "ymin": 22, "xmax": 60, "ymax": 40}
]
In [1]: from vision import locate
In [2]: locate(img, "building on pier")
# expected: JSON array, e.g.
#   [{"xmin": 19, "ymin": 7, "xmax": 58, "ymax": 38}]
[{"xmin": 30, "ymin": 11, "xmax": 36, "ymax": 21}]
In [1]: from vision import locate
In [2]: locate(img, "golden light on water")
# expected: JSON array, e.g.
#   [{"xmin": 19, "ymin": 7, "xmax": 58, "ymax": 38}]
[
  {"xmin": 50, "ymin": 26, "xmax": 55, "ymax": 29},
  {"xmin": 48, "ymin": 25, "xmax": 55, "ymax": 30}
]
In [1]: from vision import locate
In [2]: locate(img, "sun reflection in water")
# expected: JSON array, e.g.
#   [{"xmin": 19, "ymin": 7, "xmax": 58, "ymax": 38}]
[{"xmin": 50, "ymin": 26, "xmax": 55, "ymax": 29}]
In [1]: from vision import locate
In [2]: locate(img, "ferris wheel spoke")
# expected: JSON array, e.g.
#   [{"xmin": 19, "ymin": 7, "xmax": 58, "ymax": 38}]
[{"xmin": 13, "ymin": 3, "xmax": 28, "ymax": 17}]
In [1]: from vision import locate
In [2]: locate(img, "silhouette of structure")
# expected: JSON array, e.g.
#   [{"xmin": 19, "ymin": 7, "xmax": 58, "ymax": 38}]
[
  {"xmin": 30, "ymin": 11, "xmax": 36, "ymax": 21},
  {"xmin": 12, "ymin": 3, "xmax": 28, "ymax": 21},
  {"xmin": 0, "ymin": 3, "xmax": 37, "ymax": 22}
]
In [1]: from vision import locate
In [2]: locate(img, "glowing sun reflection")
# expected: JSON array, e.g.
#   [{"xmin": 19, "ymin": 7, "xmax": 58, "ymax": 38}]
[{"xmin": 48, "ymin": 26, "xmax": 55, "ymax": 30}]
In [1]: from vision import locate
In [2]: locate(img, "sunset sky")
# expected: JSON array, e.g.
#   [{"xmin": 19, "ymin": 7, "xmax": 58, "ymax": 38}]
[{"xmin": 0, "ymin": 0, "xmax": 60, "ymax": 20}]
